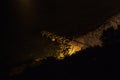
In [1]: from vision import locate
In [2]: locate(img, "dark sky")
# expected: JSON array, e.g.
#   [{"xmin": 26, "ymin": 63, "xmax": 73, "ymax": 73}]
[
  {"xmin": 3, "ymin": 0, "xmax": 120, "ymax": 35},
  {"xmin": 2, "ymin": 0, "xmax": 120, "ymax": 49}
]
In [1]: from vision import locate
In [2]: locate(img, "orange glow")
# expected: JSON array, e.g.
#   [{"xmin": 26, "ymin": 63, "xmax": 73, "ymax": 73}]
[
  {"xmin": 57, "ymin": 41, "xmax": 84, "ymax": 59},
  {"xmin": 13, "ymin": 0, "xmax": 36, "ymax": 25},
  {"xmin": 18, "ymin": 0, "xmax": 33, "ymax": 9}
]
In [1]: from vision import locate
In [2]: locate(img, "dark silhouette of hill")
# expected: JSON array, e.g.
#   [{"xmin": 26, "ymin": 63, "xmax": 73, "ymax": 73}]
[{"xmin": 9, "ymin": 27, "xmax": 120, "ymax": 80}]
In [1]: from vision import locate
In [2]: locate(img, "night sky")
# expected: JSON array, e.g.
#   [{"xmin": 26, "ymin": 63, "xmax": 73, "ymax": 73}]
[{"xmin": 2, "ymin": 0, "xmax": 120, "ymax": 80}]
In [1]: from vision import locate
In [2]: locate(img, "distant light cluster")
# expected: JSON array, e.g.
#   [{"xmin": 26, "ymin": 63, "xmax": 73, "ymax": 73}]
[
  {"xmin": 41, "ymin": 13, "xmax": 120, "ymax": 59},
  {"xmin": 41, "ymin": 31, "xmax": 84, "ymax": 59}
]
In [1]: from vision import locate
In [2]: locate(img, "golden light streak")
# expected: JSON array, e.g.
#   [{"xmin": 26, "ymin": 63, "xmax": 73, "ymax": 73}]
[{"xmin": 68, "ymin": 42, "xmax": 83, "ymax": 56}]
